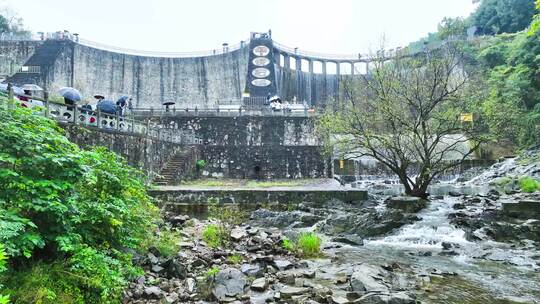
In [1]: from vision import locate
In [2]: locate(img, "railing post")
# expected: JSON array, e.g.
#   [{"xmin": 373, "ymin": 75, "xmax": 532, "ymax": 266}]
[
  {"xmin": 116, "ymin": 112, "xmax": 120, "ymax": 130},
  {"xmin": 44, "ymin": 91, "xmax": 49, "ymax": 117},
  {"xmin": 73, "ymin": 104, "xmax": 78, "ymax": 125},
  {"xmin": 7, "ymin": 83, "xmax": 14, "ymax": 110},
  {"xmin": 146, "ymin": 119, "xmax": 150, "ymax": 135},
  {"xmin": 97, "ymin": 108, "xmax": 101, "ymax": 129}
]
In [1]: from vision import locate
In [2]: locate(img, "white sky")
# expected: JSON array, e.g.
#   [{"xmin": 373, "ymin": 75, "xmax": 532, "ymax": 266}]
[{"xmin": 2, "ymin": 0, "xmax": 477, "ymax": 54}]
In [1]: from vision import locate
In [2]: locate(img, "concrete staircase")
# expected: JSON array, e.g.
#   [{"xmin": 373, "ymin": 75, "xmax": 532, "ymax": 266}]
[
  {"xmin": 154, "ymin": 149, "xmax": 198, "ymax": 186},
  {"xmin": 8, "ymin": 40, "xmax": 69, "ymax": 86}
]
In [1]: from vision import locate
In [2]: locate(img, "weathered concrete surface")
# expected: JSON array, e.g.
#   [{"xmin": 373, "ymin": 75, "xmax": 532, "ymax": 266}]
[
  {"xmin": 62, "ymin": 124, "xmax": 190, "ymax": 180},
  {"xmin": 0, "ymin": 40, "xmax": 43, "ymax": 77},
  {"xmin": 152, "ymin": 116, "xmax": 330, "ymax": 178},
  {"xmin": 149, "ymin": 188, "xmax": 367, "ymax": 205},
  {"xmin": 8, "ymin": 40, "xmax": 249, "ymax": 108}
]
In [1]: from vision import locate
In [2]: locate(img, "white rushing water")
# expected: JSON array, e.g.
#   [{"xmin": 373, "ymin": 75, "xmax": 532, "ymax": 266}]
[{"xmin": 365, "ymin": 197, "xmax": 471, "ymax": 251}]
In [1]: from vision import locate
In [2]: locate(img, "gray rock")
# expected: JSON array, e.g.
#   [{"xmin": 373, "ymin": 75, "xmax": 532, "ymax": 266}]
[
  {"xmin": 354, "ymin": 292, "xmax": 415, "ymax": 304},
  {"xmin": 350, "ymin": 265, "xmax": 389, "ymax": 293},
  {"xmin": 386, "ymin": 196, "xmax": 427, "ymax": 213},
  {"xmin": 230, "ymin": 227, "xmax": 247, "ymax": 241},
  {"xmin": 250, "ymin": 209, "xmax": 323, "ymax": 228},
  {"xmin": 162, "ymin": 258, "xmax": 187, "ymax": 279},
  {"xmin": 186, "ymin": 277, "xmax": 195, "ymax": 293},
  {"xmin": 164, "ymin": 292, "xmax": 179, "ymax": 303},
  {"xmin": 280, "ymin": 286, "xmax": 310, "ymax": 299},
  {"xmin": 212, "ymin": 268, "xmax": 247, "ymax": 301},
  {"xmin": 274, "ymin": 259, "xmax": 293, "ymax": 271},
  {"xmin": 332, "ymin": 295, "xmax": 351, "ymax": 304},
  {"xmin": 143, "ymin": 286, "xmax": 162, "ymax": 298},
  {"xmin": 151, "ymin": 265, "xmax": 164, "ymax": 273},
  {"xmin": 502, "ymin": 200, "xmax": 540, "ymax": 219},
  {"xmin": 241, "ymin": 263, "xmax": 263, "ymax": 277},
  {"xmin": 251, "ymin": 277, "xmax": 268, "ymax": 291}
]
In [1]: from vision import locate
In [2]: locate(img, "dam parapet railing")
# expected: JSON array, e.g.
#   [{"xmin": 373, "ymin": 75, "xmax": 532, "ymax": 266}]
[
  {"xmin": 0, "ymin": 31, "xmax": 249, "ymax": 58},
  {"xmin": 1, "ymin": 87, "xmax": 201, "ymax": 145},
  {"xmin": 131, "ymin": 106, "xmax": 319, "ymax": 118}
]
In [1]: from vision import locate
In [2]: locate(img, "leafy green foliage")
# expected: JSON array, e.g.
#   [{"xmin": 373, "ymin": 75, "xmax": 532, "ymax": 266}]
[
  {"xmin": 0, "ymin": 102, "xmax": 160, "ymax": 302},
  {"xmin": 518, "ymin": 176, "xmax": 540, "ymax": 192},
  {"xmin": 227, "ymin": 254, "xmax": 243, "ymax": 265},
  {"xmin": 205, "ymin": 266, "xmax": 220, "ymax": 278},
  {"xmin": 281, "ymin": 233, "xmax": 322, "ymax": 258},
  {"xmin": 141, "ymin": 226, "xmax": 181, "ymax": 258},
  {"xmin": 0, "ymin": 244, "xmax": 8, "ymax": 304},
  {"xmin": 297, "ymin": 233, "xmax": 322, "ymax": 258},
  {"xmin": 472, "ymin": 0, "xmax": 536, "ymax": 35},
  {"xmin": 281, "ymin": 238, "xmax": 295, "ymax": 252},
  {"xmin": 202, "ymin": 224, "xmax": 228, "ymax": 248},
  {"xmin": 196, "ymin": 159, "xmax": 206, "ymax": 169}
]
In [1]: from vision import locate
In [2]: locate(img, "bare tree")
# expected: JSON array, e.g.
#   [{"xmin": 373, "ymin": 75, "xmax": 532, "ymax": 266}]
[{"xmin": 319, "ymin": 43, "xmax": 485, "ymax": 198}]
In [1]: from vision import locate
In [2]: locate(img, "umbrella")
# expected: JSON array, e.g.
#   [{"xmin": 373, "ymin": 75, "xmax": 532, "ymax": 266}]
[
  {"xmin": 269, "ymin": 95, "xmax": 281, "ymax": 102},
  {"xmin": 97, "ymin": 100, "xmax": 117, "ymax": 114},
  {"xmin": 22, "ymin": 84, "xmax": 43, "ymax": 91},
  {"xmin": 94, "ymin": 94, "xmax": 105, "ymax": 99},
  {"xmin": 117, "ymin": 95, "xmax": 130, "ymax": 103},
  {"xmin": 0, "ymin": 83, "xmax": 25, "ymax": 95},
  {"xmin": 58, "ymin": 87, "xmax": 82, "ymax": 102}
]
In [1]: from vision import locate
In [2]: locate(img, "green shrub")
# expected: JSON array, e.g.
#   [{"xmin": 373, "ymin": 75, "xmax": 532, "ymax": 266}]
[
  {"xmin": 227, "ymin": 254, "xmax": 243, "ymax": 265},
  {"xmin": 0, "ymin": 244, "xmax": 8, "ymax": 304},
  {"xmin": 282, "ymin": 238, "xmax": 295, "ymax": 252},
  {"xmin": 296, "ymin": 233, "xmax": 322, "ymax": 258},
  {"xmin": 205, "ymin": 266, "xmax": 220, "ymax": 278},
  {"xmin": 518, "ymin": 176, "xmax": 540, "ymax": 193},
  {"xmin": 196, "ymin": 159, "xmax": 206, "ymax": 169},
  {"xmin": 0, "ymin": 100, "xmax": 160, "ymax": 302},
  {"xmin": 202, "ymin": 224, "xmax": 227, "ymax": 248},
  {"xmin": 142, "ymin": 226, "xmax": 181, "ymax": 258}
]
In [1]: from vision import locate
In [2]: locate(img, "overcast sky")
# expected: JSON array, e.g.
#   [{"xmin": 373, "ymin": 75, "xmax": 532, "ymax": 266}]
[{"xmin": 2, "ymin": 0, "xmax": 477, "ymax": 54}]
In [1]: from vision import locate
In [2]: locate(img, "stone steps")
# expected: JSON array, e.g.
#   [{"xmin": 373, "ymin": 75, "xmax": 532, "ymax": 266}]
[{"xmin": 154, "ymin": 151, "xmax": 194, "ymax": 185}]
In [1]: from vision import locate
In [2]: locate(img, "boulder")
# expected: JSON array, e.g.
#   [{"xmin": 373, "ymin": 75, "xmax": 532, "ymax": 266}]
[
  {"xmin": 355, "ymin": 292, "xmax": 415, "ymax": 304},
  {"xmin": 280, "ymin": 286, "xmax": 310, "ymax": 299},
  {"xmin": 162, "ymin": 258, "xmax": 187, "ymax": 279},
  {"xmin": 143, "ymin": 286, "xmax": 163, "ymax": 298},
  {"xmin": 241, "ymin": 263, "xmax": 264, "ymax": 277},
  {"xmin": 274, "ymin": 259, "xmax": 294, "ymax": 271},
  {"xmin": 386, "ymin": 196, "xmax": 427, "ymax": 213},
  {"xmin": 230, "ymin": 227, "xmax": 247, "ymax": 241},
  {"xmin": 350, "ymin": 265, "xmax": 388, "ymax": 293},
  {"xmin": 250, "ymin": 277, "xmax": 268, "ymax": 291},
  {"xmin": 502, "ymin": 200, "xmax": 540, "ymax": 219},
  {"xmin": 212, "ymin": 268, "xmax": 247, "ymax": 301}
]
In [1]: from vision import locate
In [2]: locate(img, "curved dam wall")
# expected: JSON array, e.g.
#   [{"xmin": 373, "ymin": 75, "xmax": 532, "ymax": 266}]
[
  {"xmin": 7, "ymin": 40, "xmax": 249, "ymax": 108},
  {"xmin": 275, "ymin": 64, "xmax": 348, "ymax": 108}
]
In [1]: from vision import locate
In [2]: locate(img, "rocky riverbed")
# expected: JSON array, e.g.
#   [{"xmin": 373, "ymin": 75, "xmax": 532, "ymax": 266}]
[{"xmin": 123, "ymin": 155, "xmax": 540, "ymax": 304}]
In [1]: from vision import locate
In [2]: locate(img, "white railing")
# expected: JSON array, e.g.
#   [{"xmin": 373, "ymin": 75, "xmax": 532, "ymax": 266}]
[
  {"xmin": 0, "ymin": 91, "xmax": 201, "ymax": 145},
  {"xmin": 76, "ymin": 37, "xmax": 249, "ymax": 58}
]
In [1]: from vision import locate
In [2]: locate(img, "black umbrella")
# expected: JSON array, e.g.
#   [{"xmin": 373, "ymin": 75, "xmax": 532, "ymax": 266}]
[
  {"xmin": 97, "ymin": 100, "xmax": 117, "ymax": 114},
  {"xmin": 58, "ymin": 87, "xmax": 82, "ymax": 102}
]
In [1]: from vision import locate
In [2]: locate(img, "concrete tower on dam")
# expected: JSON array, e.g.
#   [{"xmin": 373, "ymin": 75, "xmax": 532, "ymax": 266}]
[{"xmin": 1, "ymin": 31, "xmax": 371, "ymax": 109}]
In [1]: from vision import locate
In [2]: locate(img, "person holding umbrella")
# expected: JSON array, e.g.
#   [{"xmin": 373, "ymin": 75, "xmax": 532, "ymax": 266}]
[
  {"xmin": 116, "ymin": 95, "xmax": 130, "ymax": 116},
  {"xmin": 58, "ymin": 87, "xmax": 82, "ymax": 119}
]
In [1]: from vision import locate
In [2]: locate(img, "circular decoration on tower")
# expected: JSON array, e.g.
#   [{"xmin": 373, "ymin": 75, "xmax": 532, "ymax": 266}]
[
  {"xmin": 253, "ymin": 45, "xmax": 270, "ymax": 56},
  {"xmin": 251, "ymin": 79, "xmax": 271, "ymax": 87},
  {"xmin": 252, "ymin": 67, "xmax": 270, "ymax": 78},
  {"xmin": 253, "ymin": 57, "xmax": 270, "ymax": 66}
]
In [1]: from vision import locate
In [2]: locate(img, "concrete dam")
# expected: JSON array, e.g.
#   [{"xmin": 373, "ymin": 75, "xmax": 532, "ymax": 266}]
[{"xmin": 1, "ymin": 31, "xmax": 371, "ymax": 109}]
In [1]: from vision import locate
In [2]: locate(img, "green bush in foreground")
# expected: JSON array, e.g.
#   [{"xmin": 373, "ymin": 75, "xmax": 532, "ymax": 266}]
[
  {"xmin": 519, "ymin": 176, "xmax": 540, "ymax": 193},
  {"xmin": 0, "ymin": 244, "xmax": 8, "ymax": 304},
  {"xmin": 202, "ymin": 224, "xmax": 228, "ymax": 248},
  {"xmin": 281, "ymin": 233, "xmax": 323, "ymax": 258},
  {"xmin": 0, "ymin": 102, "xmax": 161, "ymax": 302}
]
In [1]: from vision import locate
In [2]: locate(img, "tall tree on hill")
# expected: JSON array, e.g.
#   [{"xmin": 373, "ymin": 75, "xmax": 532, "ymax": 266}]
[
  {"xmin": 318, "ymin": 43, "xmax": 485, "ymax": 198},
  {"xmin": 473, "ymin": 0, "xmax": 537, "ymax": 35}
]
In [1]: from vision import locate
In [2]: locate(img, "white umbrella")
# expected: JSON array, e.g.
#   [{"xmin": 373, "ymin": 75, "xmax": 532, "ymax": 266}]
[
  {"xmin": 269, "ymin": 95, "xmax": 281, "ymax": 102},
  {"xmin": 22, "ymin": 84, "xmax": 43, "ymax": 91},
  {"xmin": 0, "ymin": 83, "xmax": 25, "ymax": 95}
]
